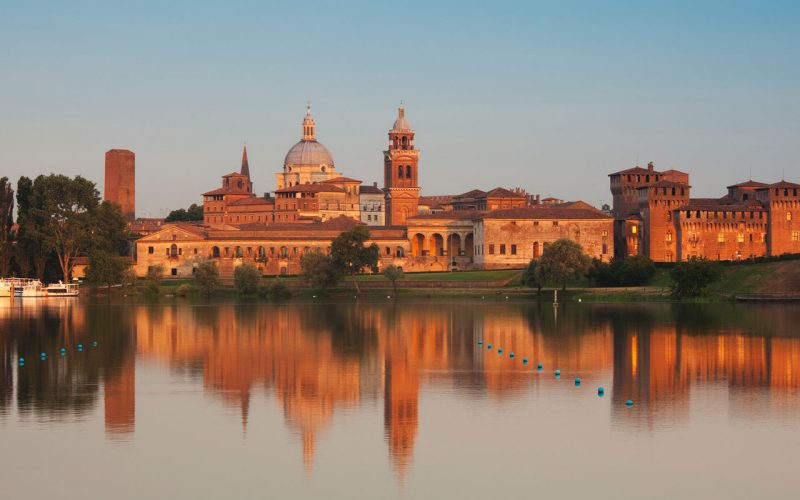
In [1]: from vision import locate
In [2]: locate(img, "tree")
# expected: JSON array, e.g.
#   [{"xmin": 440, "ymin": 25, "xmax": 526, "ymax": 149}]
[
  {"xmin": 29, "ymin": 174, "xmax": 100, "ymax": 282},
  {"xmin": 234, "ymin": 263, "xmax": 261, "ymax": 295},
  {"xmin": 383, "ymin": 264, "xmax": 404, "ymax": 296},
  {"xmin": 84, "ymin": 250, "xmax": 128, "ymax": 291},
  {"xmin": 330, "ymin": 226, "xmax": 379, "ymax": 294},
  {"xmin": 0, "ymin": 177, "xmax": 13, "ymax": 276},
  {"xmin": 166, "ymin": 203, "xmax": 204, "ymax": 222},
  {"xmin": 13, "ymin": 176, "xmax": 45, "ymax": 278},
  {"xmin": 588, "ymin": 256, "xmax": 655, "ymax": 287},
  {"xmin": 144, "ymin": 264, "xmax": 164, "ymax": 295},
  {"xmin": 194, "ymin": 261, "xmax": 219, "ymax": 296},
  {"xmin": 537, "ymin": 238, "xmax": 591, "ymax": 291},
  {"xmin": 301, "ymin": 249, "xmax": 340, "ymax": 292},
  {"xmin": 91, "ymin": 201, "xmax": 130, "ymax": 256},
  {"xmin": 520, "ymin": 259, "xmax": 544, "ymax": 292},
  {"xmin": 670, "ymin": 257, "xmax": 723, "ymax": 298}
]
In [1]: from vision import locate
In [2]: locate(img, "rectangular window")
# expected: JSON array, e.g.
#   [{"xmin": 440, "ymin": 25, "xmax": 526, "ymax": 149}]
[
  {"xmin": 510, "ymin": 244, "xmax": 517, "ymax": 255},
  {"xmin": 602, "ymin": 243, "xmax": 608, "ymax": 254},
  {"xmin": 148, "ymin": 246, "xmax": 154, "ymax": 254},
  {"xmin": 533, "ymin": 221, "xmax": 539, "ymax": 226},
  {"xmin": 737, "ymin": 233, "xmax": 744, "ymax": 243},
  {"xmin": 171, "ymin": 268, "xmax": 177, "ymax": 276},
  {"xmin": 552, "ymin": 221, "xmax": 559, "ymax": 226},
  {"xmin": 489, "ymin": 244, "xmax": 495, "ymax": 255},
  {"xmin": 717, "ymin": 234, "xmax": 725, "ymax": 243},
  {"xmin": 793, "ymin": 231, "xmax": 800, "ymax": 242},
  {"xmin": 500, "ymin": 244, "xmax": 506, "ymax": 255}
]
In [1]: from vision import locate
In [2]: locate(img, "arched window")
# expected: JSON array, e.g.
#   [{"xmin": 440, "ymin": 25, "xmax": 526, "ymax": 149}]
[
  {"xmin": 788, "ymin": 211, "xmax": 793, "ymax": 221},
  {"xmin": 406, "ymin": 165, "xmax": 411, "ymax": 179},
  {"xmin": 396, "ymin": 247, "xmax": 404, "ymax": 257},
  {"xmin": 170, "ymin": 244, "xmax": 178, "ymax": 257},
  {"xmin": 212, "ymin": 246, "xmax": 220, "ymax": 258},
  {"xmin": 257, "ymin": 246, "xmax": 266, "ymax": 260},
  {"xmin": 398, "ymin": 166, "xmax": 403, "ymax": 178},
  {"xmin": 666, "ymin": 232, "xmax": 672, "ymax": 242},
  {"xmin": 401, "ymin": 136, "xmax": 408, "ymax": 148},
  {"xmin": 235, "ymin": 246, "xmax": 243, "ymax": 258},
  {"xmin": 280, "ymin": 246, "xmax": 288, "ymax": 258}
]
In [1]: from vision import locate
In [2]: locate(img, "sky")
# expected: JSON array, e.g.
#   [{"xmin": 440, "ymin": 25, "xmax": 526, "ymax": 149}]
[{"xmin": 1, "ymin": 0, "xmax": 798, "ymax": 217}]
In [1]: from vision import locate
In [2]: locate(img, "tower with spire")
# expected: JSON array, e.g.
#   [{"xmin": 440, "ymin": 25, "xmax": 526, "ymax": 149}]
[
  {"xmin": 241, "ymin": 144, "xmax": 253, "ymax": 192},
  {"xmin": 383, "ymin": 104, "xmax": 420, "ymax": 226}
]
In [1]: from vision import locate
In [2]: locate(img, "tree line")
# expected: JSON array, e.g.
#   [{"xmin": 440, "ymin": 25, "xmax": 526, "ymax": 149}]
[{"xmin": 0, "ymin": 175, "xmax": 129, "ymax": 283}]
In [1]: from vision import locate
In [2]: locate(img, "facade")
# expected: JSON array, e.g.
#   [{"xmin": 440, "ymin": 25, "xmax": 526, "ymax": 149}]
[
  {"xmin": 383, "ymin": 105, "xmax": 420, "ymax": 226},
  {"xmin": 105, "ymin": 149, "xmax": 136, "ymax": 221},
  {"xmin": 360, "ymin": 183, "xmax": 385, "ymax": 226},
  {"xmin": 610, "ymin": 162, "xmax": 800, "ymax": 262}
]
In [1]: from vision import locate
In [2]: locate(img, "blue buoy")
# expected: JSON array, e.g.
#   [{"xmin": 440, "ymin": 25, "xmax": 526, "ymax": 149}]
[
  {"xmin": 19, "ymin": 357, "xmax": 24, "ymax": 363},
  {"xmin": 497, "ymin": 348, "xmax": 503, "ymax": 354},
  {"xmin": 78, "ymin": 345, "xmax": 83, "ymax": 351},
  {"xmin": 554, "ymin": 369, "xmax": 561, "ymax": 379},
  {"xmin": 575, "ymin": 377, "xmax": 581, "ymax": 385},
  {"xmin": 537, "ymin": 363, "xmax": 542, "ymax": 371},
  {"xmin": 92, "ymin": 341, "xmax": 97, "ymax": 347},
  {"xmin": 509, "ymin": 352, "xmax": 515, "ymax": 358},
  {"xmin": 597, "ymin": 387, "xmax": 605, "ymax": 396},
  {"xmin": 626, "ymin": 400, "xmax": 634, "ymax": 407},
  {"xmin": 477, "ymin": 340, "xmax": 483, "ymax": 345},
  {"xmin": 487, "ymin": 344, "xmax": 492, "ymax": 350},
  {"xmin": 522, "ymin": 358, "xmax": 528, "ymax": 364}
]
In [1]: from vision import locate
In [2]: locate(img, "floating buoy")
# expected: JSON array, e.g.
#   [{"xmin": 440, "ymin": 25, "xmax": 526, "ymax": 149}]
[
  {"xmin": 477, "ymin": 340, "xmax": 483, "ymax": 345},
  {"xmin": 575, "ymin": 377, "xmax": 581, "ymax": 385},
  {"xmin": 78, "ymin": 345, "xmax": 83, "ymax": 351},
  {"xmin": 522, "ymin": 358, "xmax": 528, "ymax": 364},
  {"xmin": 92, "ymin": 341, "xmax": 97, "ymax": 347},
  {"xmin": 18, "ymin": 357, "xmax": 24, "ymax": 363},
  {"xmin": 626, "ymin": 400, "xmax": 634, "ymax": 407},
  {"xmin": 497, "ymin": 348, "xmax": 503, "ymax": 354},
  {"xmin": 537, "ymin": 363, "xmax": 542, "ymax": 371},
  {"xmin": 578, "ymin": 298, "xmax": 582, "ymax": 303},
  {"xmin": 509, "ymin": 352, "xmax": 515, "ymax": 358},
  {"xmin": 487, "ymin": 344, "xmax": 492, "ymax": 350},
  {"xmin": 554, "ymin": 369, "xmax": 561, "ymax": 378},
  {"xmin": 597, "ymin": 387, "xmax": 605, "ymax": 396}
]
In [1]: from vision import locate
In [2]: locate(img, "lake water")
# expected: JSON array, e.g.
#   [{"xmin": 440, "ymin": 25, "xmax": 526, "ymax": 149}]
[{"xmin": 1, "ymin": 298, "xmax": 799, "ymax": 499}]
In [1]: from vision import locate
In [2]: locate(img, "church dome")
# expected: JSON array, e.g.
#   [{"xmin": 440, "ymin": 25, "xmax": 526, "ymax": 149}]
[
  {"xmin": 284, "ymin": 139, "xmax": 334, "ymax": 167},
  {"xmin": 392, "ymin": 104, "xmax": 412, "ymax": 131}
]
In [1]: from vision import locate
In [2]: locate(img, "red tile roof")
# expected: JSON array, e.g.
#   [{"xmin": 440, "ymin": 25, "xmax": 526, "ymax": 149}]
[
  {"xmin": 483, "ymin": 206, "xmax": 611, "ymax": 220},
  {"xmin": 320, "ymin": 176, "xmax": 362, "ymax": 184},
  {"xmin": 228, "ymin": 197, "xmax": 275, "ymax": 206}
]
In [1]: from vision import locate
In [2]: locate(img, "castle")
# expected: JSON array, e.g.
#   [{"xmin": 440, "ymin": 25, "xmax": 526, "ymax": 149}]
[{"xmin": 127, "ymin": 105, "xmax": 797, "ymax": 278}]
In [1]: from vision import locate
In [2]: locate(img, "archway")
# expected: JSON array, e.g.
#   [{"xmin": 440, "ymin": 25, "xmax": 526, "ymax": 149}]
[
  {"xmin": 464, "ymin": 233, "xmax": 474, "ymax": 258},
  {"xmin": 447, "ymin": 234, "xmax": 462, "ymax": 258},
  {"xmin": 412, "ymin": 233, "xmax": 426, "ymax": 257},
  {"xmin": 430, "ymin": 234, "xmax": 444, "ymax": 257}
]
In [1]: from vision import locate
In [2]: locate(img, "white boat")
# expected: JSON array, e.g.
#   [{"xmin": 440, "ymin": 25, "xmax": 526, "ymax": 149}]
[
  {"xmin": 45, "ymin": 281, "xmax": 79, "ymax": 297},
  {"xmin": 0, "ymin": 280, "xmax": 11, "ymax": 298},
  {"xmin": 21, "ymin": 280, "xmax": 45, "ymax": 297}
]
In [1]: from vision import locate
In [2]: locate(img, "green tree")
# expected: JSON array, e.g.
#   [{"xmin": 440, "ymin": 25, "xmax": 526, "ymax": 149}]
[
  {"xmin": 301, "ymin": 249, "xmax": 340, "ymax": 292},
  {"xmin": 165, "ymin": 203, "xmax": 204, "ymax": 222},
  {"xmin": 14, "ymin": 176, "xmax": 47, "ymax": 278},
  {"xmin": 144, "ymin": 264, "xmax": 164, "ymax": 295},
  {"xmin": 194, "ymin": 261, "xmax": 219, "ymax": 296},
  {"xmin": 29, "ymin": 174, "xmax": 100, "ymax": 281},
  {"xmin": 330, "ymin": 226, "xmax": 379, "ymax": 294},
  {"xmin": 537, "ymin": 238, "xmax": 591, "ymax": 291},
  {"xmin": 383, "ymin": 264, "xmax": 404, "ymax": 296},
  {"xmin": 0, "ymin": 177, "xmax": 13, "ymax": 276},
  {"xmin": 234, "ymin": 263, "xmax": 261, "ymax": 295},
  {"xmin": 92, "ymin": 200, "xmax": 130, "ymax": 256},
  {"xmin": 520, "ymin": 259, "xmax": 544, "ymax": 292},
  {"xmin": 84, "ymin": 250, "xmax": 128, "ymax": 291},
  {"xmin": 619, "ymin": 256, "xmax": 656, "ymax": 285},
  {"xmin": 670, "ymin": 257, "xmax": 723, "ymax": 298}
]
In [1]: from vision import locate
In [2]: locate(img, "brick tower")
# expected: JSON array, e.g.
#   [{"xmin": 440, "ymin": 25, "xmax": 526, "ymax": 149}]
[
  {"xmin": 383, "ymin": 105, "xmax": 420, "ymax": 226},
  {"xmin": 104, "ymin": 149, "xmax": 136, "ymax": 221}
]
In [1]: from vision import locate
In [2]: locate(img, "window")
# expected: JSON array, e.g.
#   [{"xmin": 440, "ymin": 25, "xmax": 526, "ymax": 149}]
[
  {"xmin": 631, "ymin": 226, "xmax": 637, "ymax": 234},
  {"xmin": 717, "ymin": 233, "xmax": 725, "ymax": 243},
  {"xmin": 212, "ymin": 246, "xmax": 220, "ymax": 258},
  {"xmin": 398, "ymin": 166, "xmax": 403, "ymax": 178},
  {"xmin": 406, "ymin": 166, "xmax": 411, "ymax": 179},
  {"xmin": 499, "ymin": 244, "xmax": 506, "ymax": 255},
  {"xmin": 793, "ymin": 231, "xmax": 800, "ymax": 242},
  {"xmin": 666, "ymin": 251, "xmax": 673, "ymax": 263},
  {"xmin": 737, "ymin": 233, "xmax": 745, "ymax": 243},
  {"xmin": 552, "ymin": 221, "xmax": 559, "ymax": 226},
  {"xmin": 788, "ymin": 211, "xmax": 793, "ymax": 222},
  {"xmin": 602, "ymin": 230, "xmax": 608, "ymax": 237},
  {"xmin": 533, "ymin": 221, "xmax": 539, "ymax": 226},
  {"xmin": 533, "ymin": 242, "xmax": 540, "ymax": 258},
  {"xmin": 602, "ymin": 243, "xmax": 608, "ymax": 255},
  {"xmin": 171, "ymin": 268, "xmax": 177, "ymax": 276},
  {"xmin": 148, "ymin": 246, "xmax": 154, "ymax": 254},
  {"xmin": 510, "ymin": 244, "xmax": 517, "ymax": 255},
  {"xmin": 488, "ymin": 244, "xmax": 495, "ymax": 255},
  {"xmin": 666, "ymin": 232, "xmax": 672, "ymax": 242}
]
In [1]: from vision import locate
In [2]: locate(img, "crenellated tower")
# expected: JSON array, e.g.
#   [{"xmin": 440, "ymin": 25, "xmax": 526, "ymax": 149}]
[{"xmin": 383, "ymin": 104, "xmax": 420, "ymax": 226}]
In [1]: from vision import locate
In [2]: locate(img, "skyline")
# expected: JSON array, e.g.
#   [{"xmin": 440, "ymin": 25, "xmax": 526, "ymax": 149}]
[{"xmin": 2, "ymin": 1, "xmax": 799, "ymax": 216}]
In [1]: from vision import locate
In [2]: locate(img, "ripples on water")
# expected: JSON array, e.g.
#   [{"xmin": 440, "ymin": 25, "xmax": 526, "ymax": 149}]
[{"xmin": 1, "ymin": 299, "xmax": 799, "ymax": 499}]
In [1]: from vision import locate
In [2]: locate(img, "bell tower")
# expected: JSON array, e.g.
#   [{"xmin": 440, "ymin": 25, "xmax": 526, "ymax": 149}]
[{"xmin": 383, "ymin": 104, "xmax": 420, "ymax": 226}]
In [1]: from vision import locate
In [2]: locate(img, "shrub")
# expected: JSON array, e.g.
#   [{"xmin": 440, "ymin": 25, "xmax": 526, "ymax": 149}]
[
  {"xmin": 670, "ymin": 257, "xmax": 723, "ymax": 297},
  {"xmin": 194, "ymin": 261, "xmax": 219, "ymax": 296},
  {"xmin": 589, "ymin": 256, "xmax": 656, "ymax": 287},
  {"xmin": 175, "ymin": 283, "xmax": 196, "ymax": 297},
  {"xmin": 520, "ymin": 260, "xmax": 544, "ymax": 292},
  {"xmin": 234, "ymin": 263, "xmax": 261, "ymax": 295},
  {"xmin": 300, "ymin": 249, "xmax": 340, "ymax": 291},
  {"xmin": 268, "ymin": 279, "xmax": 292, "ymax": 300},
  {"xmin": 383, "ymin": 264, "xmax": 404, "ymax": 295}
]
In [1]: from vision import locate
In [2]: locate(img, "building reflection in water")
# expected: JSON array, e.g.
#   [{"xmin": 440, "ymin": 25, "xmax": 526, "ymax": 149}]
[{"xmin": 1, "ymin": 300, "xmax": 799, "ymax": 476}]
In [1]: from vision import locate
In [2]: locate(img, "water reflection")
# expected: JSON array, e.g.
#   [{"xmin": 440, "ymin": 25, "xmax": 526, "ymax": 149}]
[{"xmin": 1, "ymin": 299, "xmax": 799, "ymax": 477}]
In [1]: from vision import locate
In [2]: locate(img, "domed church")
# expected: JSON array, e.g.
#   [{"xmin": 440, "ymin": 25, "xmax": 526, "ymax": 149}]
[{"xmin": 275, "ymin": 105, "xmax": 342, "ymax": 189}]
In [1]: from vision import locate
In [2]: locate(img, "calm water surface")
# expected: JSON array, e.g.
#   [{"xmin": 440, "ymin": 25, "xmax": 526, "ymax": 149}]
[{"xmin": 1, "ymin": 298, "xmax": 799, "ymax": 499}]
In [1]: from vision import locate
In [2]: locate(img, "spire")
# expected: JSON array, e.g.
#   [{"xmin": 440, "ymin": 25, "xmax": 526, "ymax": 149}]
[
  {"xmin": 240, "ymin": 143, "xmax": 250, "ymax": 179},
  {"xmin": 303, "ymin": 103, "xmax": 316, "ymax": 141}
]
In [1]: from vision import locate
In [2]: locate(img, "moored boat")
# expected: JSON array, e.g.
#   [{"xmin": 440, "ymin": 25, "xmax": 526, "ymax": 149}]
[{"xmin": 45, "ymin": 281, "xmax": 79, "ymax": 297}]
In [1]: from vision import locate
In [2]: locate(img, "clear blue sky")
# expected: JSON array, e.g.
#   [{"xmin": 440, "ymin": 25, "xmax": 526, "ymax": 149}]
[{"xmin": 1, "ymin": 0, "xmax": 798, "ymax": 216}]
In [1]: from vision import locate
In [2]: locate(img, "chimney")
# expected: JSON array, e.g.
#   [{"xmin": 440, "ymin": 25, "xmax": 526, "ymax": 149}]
[{"xmin": 647, "ymin": 162, "xmax": 655, "ymax": 172}]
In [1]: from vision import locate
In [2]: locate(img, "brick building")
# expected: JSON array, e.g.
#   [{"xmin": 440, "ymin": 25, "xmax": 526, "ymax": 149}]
[
  {"xmin": 383, "ymin": 105, "xmax": 420, "ymax": 226},
  {"xmin": 610, "ymin": 162, "xmax": 800, "ymax": 262},
  {"xmin": 104, "ymin": 149, "xmax": 136, "ymax": 221}
]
